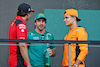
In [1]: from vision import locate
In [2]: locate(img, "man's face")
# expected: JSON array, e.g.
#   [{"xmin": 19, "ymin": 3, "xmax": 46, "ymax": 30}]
[
  {"xmin": 64, "ymin": 14, "xmax": 75, "ymax": 26},
  {"xmin": 35, "ymin": 18, "xmax": 46, "ymax": 31}
]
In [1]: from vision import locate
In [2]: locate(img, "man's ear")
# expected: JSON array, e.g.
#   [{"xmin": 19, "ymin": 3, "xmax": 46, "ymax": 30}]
[
  {"xmin": 35, "ymin": 21, "xmax": 36, "ymax": 25},
  {"xmin": 73, "ymin": 16, "xmax": 77, "ymax": 21}
]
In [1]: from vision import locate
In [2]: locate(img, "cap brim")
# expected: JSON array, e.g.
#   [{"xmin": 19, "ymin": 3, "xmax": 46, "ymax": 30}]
[
  {"xmin": 31, "ymin": 9, "xmax": 35, "ymax": 12},
  {"xmin": 35, "ymin": 17, "xmax": 46, "ymax": 22},
  {"xmin": 77, "ymin": 17, "xmax": 81, "ymax": 21},
  {"xmin": 38, "ymin": 17, "xmax": 46, "ymax": 20}
]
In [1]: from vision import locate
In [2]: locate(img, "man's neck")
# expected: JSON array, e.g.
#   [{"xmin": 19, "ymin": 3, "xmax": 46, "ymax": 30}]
[
  {"xmin": 69, "ymin": 21, "xmax": 78, "ymax": 30},
  {"xmin": 21, "ymin": 16, "xmax": 27, "ymax": 21}
]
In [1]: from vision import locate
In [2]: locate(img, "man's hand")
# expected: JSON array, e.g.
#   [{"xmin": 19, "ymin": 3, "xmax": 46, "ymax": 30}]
[
  {"xmin": 46, "ymin": 48, "xmax": 56, "ymax": 56},
  {"xmin": 73, "ymin": 63, "xmax": 78, "ymax": 67},
  {"xmin": 47, "ymin": 48, "xmax": 52, "ymax": 56},
  {"xmin": 72, "ymin": 59, "xmax": 81, "ymax": 67}
]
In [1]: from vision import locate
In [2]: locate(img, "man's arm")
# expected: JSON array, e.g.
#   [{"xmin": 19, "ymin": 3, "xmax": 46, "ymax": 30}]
[
  {"xmin": 19, "ymin": 42, "xmax": 31, "ymax": 67},
  {"xmin": 73, "ymin": 29, "xmax": 88, "ymax": 67}
]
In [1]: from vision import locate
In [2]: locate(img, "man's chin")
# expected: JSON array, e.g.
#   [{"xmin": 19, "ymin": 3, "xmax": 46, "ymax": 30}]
[
  {"xmin": 38, "ymin": 27, "xmax": 45, "ymax": 31},
  {"xmin": 39, "ymin": 28, "xmax": 44, "ymax": 31}
]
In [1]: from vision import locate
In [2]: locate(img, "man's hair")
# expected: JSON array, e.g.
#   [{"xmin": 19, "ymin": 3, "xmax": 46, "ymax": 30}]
[
  {"xmin": 17, "ymin": 12, "xmax": 31, "ymax": 17},
  {"xmin": 17, "ymin": 14, "xmax": 26, "ymax": 17},
  {"xmin": 71, "ymin": 15, "xmax": 79, "ymax": 21},
  {"xmin": 64, "ymin": 11, "xmax": 66, "ymax": 15}
]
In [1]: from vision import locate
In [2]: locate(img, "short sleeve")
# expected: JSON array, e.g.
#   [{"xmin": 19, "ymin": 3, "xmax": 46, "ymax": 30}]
[{"xmin": 17, "ymin": 23, "xmax": 27, "ymax": 39}]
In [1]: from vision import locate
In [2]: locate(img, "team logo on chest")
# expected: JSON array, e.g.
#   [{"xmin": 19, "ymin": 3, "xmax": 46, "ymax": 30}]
[
  {"xmin": 31, "ymin": 33, "xmax": 35, "ymax": 36},
  {"xmin": 33, "ymin": 37, "xmax": 39, "ymax": 40}
]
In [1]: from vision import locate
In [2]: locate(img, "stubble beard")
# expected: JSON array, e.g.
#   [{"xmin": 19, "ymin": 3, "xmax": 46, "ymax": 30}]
[{"xmin": 38, "ymin": 25, "xmax": 45, "ymax": 31}]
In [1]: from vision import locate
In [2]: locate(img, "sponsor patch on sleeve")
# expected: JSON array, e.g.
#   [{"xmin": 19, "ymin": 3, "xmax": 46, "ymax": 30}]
[
  {"xmin": 18, "ymin": 24, "xmax": 26, "ymax": 29},
  {"xmin": 18, "ymin": 24, "xmax": 26, "ymax": 32}
]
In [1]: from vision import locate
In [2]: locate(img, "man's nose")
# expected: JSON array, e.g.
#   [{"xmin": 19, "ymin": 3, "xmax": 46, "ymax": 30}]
[
  {"xmin": 64, "ymin": 19, "xmax": 66, "ymax": 22},
  {"xmin": 40, "ymin": 21, "xmax": 43, "ymax": 24}
]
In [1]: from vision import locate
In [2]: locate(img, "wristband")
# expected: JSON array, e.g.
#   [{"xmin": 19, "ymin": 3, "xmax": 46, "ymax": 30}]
[{"xmin": 74, "ymin": 63, "xmax": 78, "ymax": 67}]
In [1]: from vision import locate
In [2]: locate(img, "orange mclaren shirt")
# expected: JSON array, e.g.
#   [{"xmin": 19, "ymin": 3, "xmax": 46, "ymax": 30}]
[{"xmin": 62, "ymin": 27, "xmax": 88, "ymax": 67}]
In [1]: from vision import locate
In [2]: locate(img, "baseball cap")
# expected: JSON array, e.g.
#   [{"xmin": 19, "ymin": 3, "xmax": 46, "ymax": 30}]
[
  {"xmin": 34, "ymin": 13, "xmax": 46, "ymax": 22},
  {"xmin": 17, "ymin": 3, "xmax": 35, "ymax": 16},
  {"xmin": 64, "ymin": 9, "xmax": 81, "ymax": 21}
]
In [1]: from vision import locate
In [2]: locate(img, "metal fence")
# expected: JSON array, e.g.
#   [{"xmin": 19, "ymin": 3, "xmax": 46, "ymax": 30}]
[{"xmin": 0, "ymin": 39, "xmax": 100, "ymax": 67}]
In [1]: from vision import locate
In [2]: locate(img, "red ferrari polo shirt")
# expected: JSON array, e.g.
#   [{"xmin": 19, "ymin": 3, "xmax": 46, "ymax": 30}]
[{"xmin": 8, "ymin": 16, "xmax": 27, "ymax": 67}]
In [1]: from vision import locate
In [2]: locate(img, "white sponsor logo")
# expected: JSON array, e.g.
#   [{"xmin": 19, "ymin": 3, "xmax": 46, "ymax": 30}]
[
  {"xmin": 20, "ymin": 37, "xmax": 25, "ymax": 39},
  {"xmin": 33, "ymin": 37, "xmax": 39, "ymax": 40},
  {"xmin": 28, "ymin": 8, "xmax": 31, "ymax": 11},
  {"xmin": 19, "ymin": 24, "xmax": 26, "ymax": 29},
  {"xmin": 76, "ymin": 29, "xmax": 79, "ymax": 31},
  {"xmin": 47, "ymin": 33, "xmax": 51, "ymax": 36},
  {"xmin": 46, "ymin": 33, "xmax": 51, "ymax": 40},
  {"xmin": 21, "ymin": 29, "xmax": 24, "ymax": 32},
  {"xmin": 31, "ymin": 33, "xmax": 35, "ymax": 36}
]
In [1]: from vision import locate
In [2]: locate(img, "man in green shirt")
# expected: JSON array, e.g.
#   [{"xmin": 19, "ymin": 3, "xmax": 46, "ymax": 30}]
[{"xmin": 28, "ymin": 13, "xmax": 56, "ymax": 67}]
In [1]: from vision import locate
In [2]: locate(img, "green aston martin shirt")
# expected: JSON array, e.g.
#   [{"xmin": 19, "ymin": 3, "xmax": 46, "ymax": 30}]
[{"xmin": 28, "ymin": 30, "xmax": 55, "ymax": 67}]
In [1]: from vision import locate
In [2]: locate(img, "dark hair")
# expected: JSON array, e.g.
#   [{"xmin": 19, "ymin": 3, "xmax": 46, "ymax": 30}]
[
  {"xmin": 35, "ymin": 18, "xmax": 47, "ymax": 23},
  {"xmin": 70, "ymin": 15, "xmax": 79, "ymax": 21},
  {"xmin": 17, "ymin": 12, "xmax": 26, "ymax": 17},
  {"xmin": 17, "ymin": 12, "xmax": 30, "ymax": 17}
]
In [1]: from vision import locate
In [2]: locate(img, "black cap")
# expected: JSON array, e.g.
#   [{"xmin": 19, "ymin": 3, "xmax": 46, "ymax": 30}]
[{"xmin": 17, "ymin": 3, "xmax": 35, "ymax": 16}]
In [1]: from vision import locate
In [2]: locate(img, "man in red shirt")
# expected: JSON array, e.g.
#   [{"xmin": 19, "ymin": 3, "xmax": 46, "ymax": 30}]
[{"xmin": 8, "ymin": 3, "xmax": 34, "ymax": 67}]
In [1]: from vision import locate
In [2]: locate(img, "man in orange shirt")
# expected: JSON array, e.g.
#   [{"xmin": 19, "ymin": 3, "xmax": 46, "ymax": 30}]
[{"xmin": 62, "ymin": 9, "xmax": 88, "ymax": 67}]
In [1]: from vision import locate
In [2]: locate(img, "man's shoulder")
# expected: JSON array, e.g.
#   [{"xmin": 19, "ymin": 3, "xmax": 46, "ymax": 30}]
[
  {"xmin": 76, "ymin": 27, "xmax": 86, "ymax": 32},
  {"xmin": 28, "ymin": 30, "xmax": 36, "ymax": 36},
  {"xmin": 76, "ymin": 27, "xmax": 87, "ymax": 35},
  {"xmin": 15, "ymin": 20, "xmax": 23, "ymax": 26},
  {"xmin": 46, "ymin": 31, "xmax": 53, "ymax": 36},
  {"xmin": 45, "ymin": 31, "xmax": 54, "ymax": 39}
]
